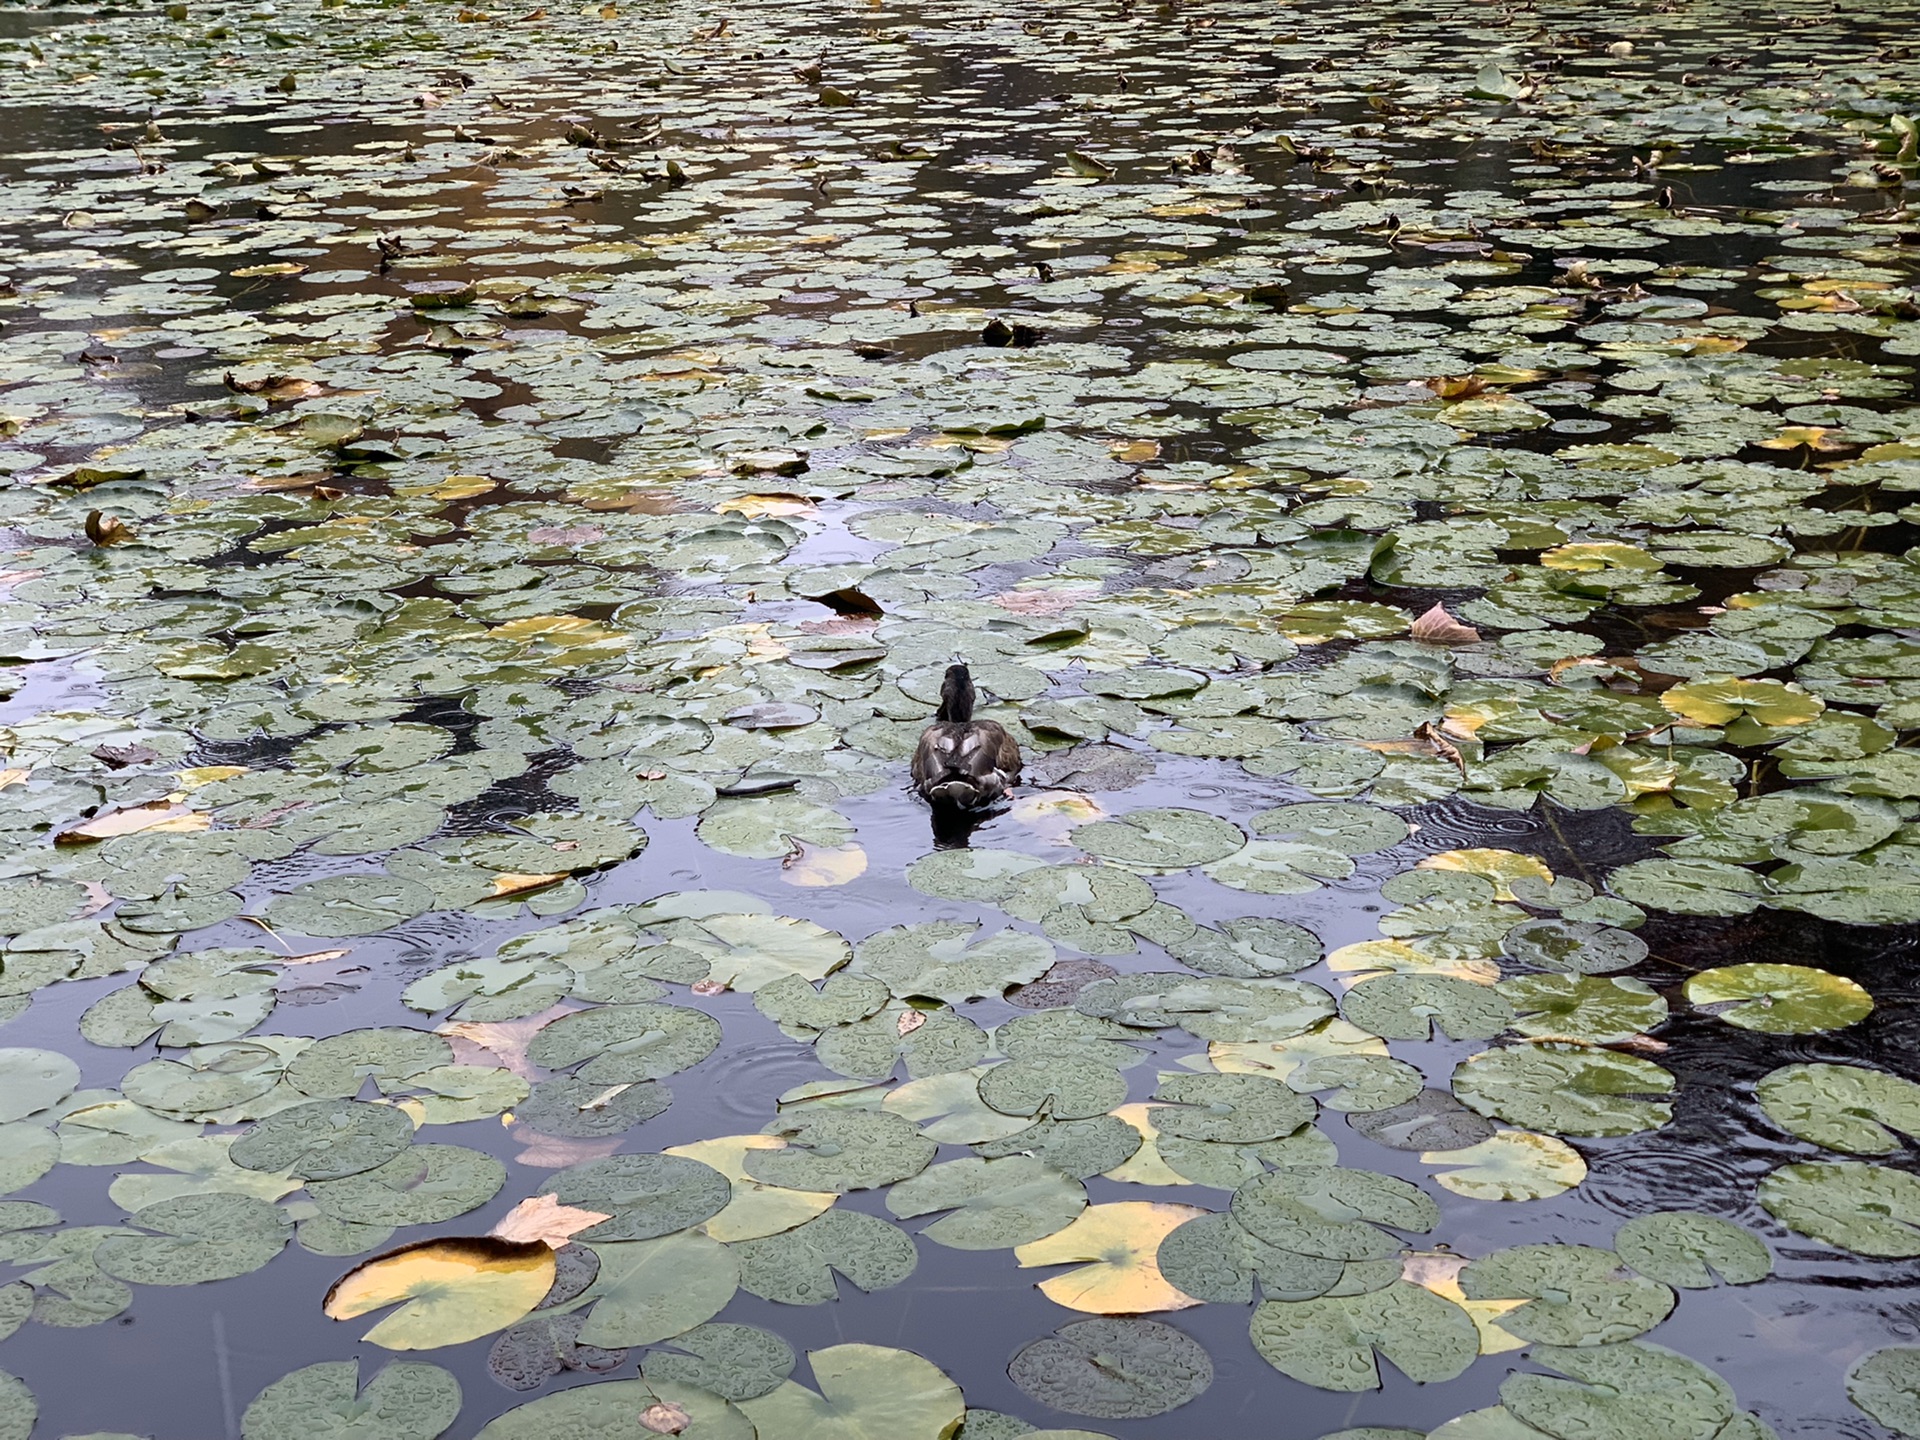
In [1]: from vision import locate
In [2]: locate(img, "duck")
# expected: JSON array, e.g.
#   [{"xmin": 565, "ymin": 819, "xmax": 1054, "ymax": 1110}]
[{"xmin": 911, "ymin": 663, "xmax": 1021, "ymax": 808}]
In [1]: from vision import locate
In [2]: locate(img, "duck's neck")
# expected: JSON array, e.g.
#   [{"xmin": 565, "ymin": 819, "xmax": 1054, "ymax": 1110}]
[{"xmin": 937, "ymin": 676, "xmax": 975, "ymax": 723}]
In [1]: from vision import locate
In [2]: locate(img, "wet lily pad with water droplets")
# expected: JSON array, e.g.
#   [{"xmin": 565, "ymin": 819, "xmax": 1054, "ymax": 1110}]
[
  {"xmin": 548, "ymin": 1153, "xmax": 732, "ymax": 1241},
  {"xmin": 1683, "ymin": 963, "xmax": 1872, "ymax": 1034},
  {"xmin": 1008, "ymin": 1317, "xmax": 1211, "ymax": 1419},
  {"xmin": 747, "ymin": 1109, "xmax": 935, "ymax": 1192},
  {"xmin": 525, "ymin": 1004, "xmax": 723, "ymax": 1083},
  {"xmin": 1342, "ymin": 974, "xmax": 1514, "ymax": 1042},
  {"xmin": 1231, "ymin": 1168, "xmax": 1437, "ymax": 1261},
  {"xmin": 1498, "ymin": 974, "xmax": 1668, "ymax": 1044},
  {"xmin": 95, "ymin": 1192, "xmax": 290, "ymax": 1286},
  {"xmin": 730, "ymin": 1209, "xmax": 916, "ymax": 1306},
  {"xmin": 0, "ymin": 1049, "xmax": 79, "ymax": 1123},
  {"xmin": 854, "ymin": 922, "xmax": 1054, "ymax": 1005},
  {"xmin": 306, "ymin": 1145, "xmax": 505, "ymax": 1228},
  {"xmin": 1760, "ymin": 1161, "xmax": 1920, "ymax": 1257},
  {"xmin": 1500, "ymin": 1342, "xmax": 1735, "ymax": 1440},
  {"xmin": 1614, "ymin": 1213, "xmax": 1772, "ymax": 1289},
  {"xmin": 1425, "ymin": 1131, "xmax": 1587, "ymax": 1202},
  {"xmin": 1756, "ymin": 1063, "xmax": 1920, "ymax": 1156},
  {"xmin": 229, "ymin": 1099, "xmax": 414, "ymax": 1181},
  {"xmin": 979, "ymin": 1058, "xmax": 1128, "ymax": 1121},
  {"xmin": 475, "ymin": 1379, "xmax": 751, "ymax": 1440},
  {"xmin": 1459, "ymin": 1244, "xmax": 1674, "ymax": 1346},
  {"xmin": 1071, "ymin": 807, "xmax": 1246, "ymax": 871},
  {"xmin": 1250, "ymin": 1281, "xmax": 1479, "ymax": 1392},
  {"xmin": 644, "ymin": 1321, "xmax": 795, "ymax": 1402},
  {"xmin": 241, "ymin": 1359, "xmax": 461, "ymax": 1440},
  {"xmin": 1453, "ymin": 1046, "xmax": 1674, "ymax": 1137},
  {"xmin": 887, "ymin": 1155, "xmax": 1085, "ymax": 1250},
  {"xmin": 1155, "ymin": 1210, "xmax": 1348, "ymax": 1305},
  {"xmin": 1848, "ymin": 1346, "xmax": 1920, "ymax": 1439},
  {"xmin": 1503, "ymin": 919, "xmax": 1649, "ymax": 975},
  {"xmin": 266, "ymin": 874, "xmax": 438, "ymax": 937}
]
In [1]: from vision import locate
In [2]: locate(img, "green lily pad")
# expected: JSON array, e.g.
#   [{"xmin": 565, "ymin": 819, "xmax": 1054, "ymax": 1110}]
[
  {"xmin": 1849, "ymin": 1346, "xmax": 1920, "ymax": 1439},
  {"xmin": 973, "ymin": 1116, "xmax": 1143, "ymax": 1180},
  {"xmin": 1147, "ymin": 1073, "xmax": 1315, "ymax": 1143},
  {"xmin": 1758, "ymin": 1161, "xmax": 1920, "ymax": 1257},
  {"xmin": 1163, "ymin": 918, "xmax": 1322, "ymax": 978},
  {"xmin": 746, "ymin": 1110, "xmax": 935, "ymax": 1192},
  {"xmin": 1078, "ymin": 974, "xmax": 1337, "ymax": 1043},
  {"xmin": 95, "ymin": 1193, "xmax": 289, "ymax": 1285},
  {"xmin": 305, "ymin": 1145, "xmax": 505, "ymax": 1227},
  {"xmin": 486, "ymin": 1312, "xmax": 626, "ymax": 1392},
  {"xmin": 1249, "ymin": 1281, "xmax": 1478, "ymax": 1391},
  {"xmin": 475, "ymin": 1378, "xmax": 752, "ymax": 1440},
  {"xmin": 266, "ymin": 874, "xmax": 437, "ymax": 937},
  {"xmin": 548, "ymin": 1154, "xmax": 732, "ymax": 1241},
  {"xmin": 1341, "ymin": 974, "xmax": 1514, "ymax": 1041},
  {"xmin": 855, "ymin": 923, "xmax": 1054, "ymax": 1004},
  {"xmin": 241, "ymin": 1359, "xmax": 461, "ymax": 1440},
  {"xmin": 730, "ymin": 1210, "xmax": 917, "ymax": 1305},
  {"xmin": 1614, "ymin": 1213, "xmax": 1772, "ymax": 1289},
  {"xmin": 1460, "ymin": 1244, "xmax": 1675, "ymax": 1345},
  {"xmin": 1498, "ymin": 974, "xmax": 1669, "ymax": 1043},
  {"xmin": 0, "ymin": 1049, "xmax": 80, "ymax": 1123},
  {"xmin": 1008, "ymin": 1318, "xmax": 1211, "ymax": 1419},
  {"xmin": 287, "ymin": 1028, "xmax": 452, "ymax": 1100},
  {"xmin": 1453, "ymin": 1045, "xmax": 1674, "ymax": 1137},
  {"xmin": 1683, "ymin": 964, "xmax": 1872, "ymax": 1034},
  {"xmin": 644, "ymin": 1322, "xmax": 796, "ymax": 1402},
  {"xmin": 0, "ymin": 1373, "xmax": 30, "ymax": 1440},
  {"xmin": 1231, "ymin": 1167, "xmax": 1437, "ymax": 1260},
  {"xmin": 575, "ymin": 1232, "xmax": 740, "ymax": 1347},
  {"xmin": 1072, "ymin": 808, "xmax": 1247, "ymax": 871},
  {"xmin": 979, "ymin": 1058, "xmax": 1128, "ymax": 1121},
  {"xmin": 1756, "ymin": 1062, "xmax": 1920, "ymax": 1156},
  {"xmin": 229, "ymin": 1099, "xmax": 414, "ymax": 1181},
  {"xmin": 516, "ymin": 1076, "xmax": 671, "ymax": 1139},
  {"xmin": 740, "ymin": 1344, "xmax": 962, "ymax": 1440},
  {"xmin": 526, "ymin": 1004, "xmax": 723, "ymax": 1082},
  {"xmin": 1504, "ymin": 920, "xmax": 1649, "ymax": 975},
  {"xmin": 1155, "ymin": 1211, "xmax": 1348, "ymax": 1304},
  {"xmin": 886, "ymin": 1156, "xmax": 1086, "ymax": 1250},
  {"xmin": 1501, "ymin": 1342, "xmax": 1735, "ymax": 1440}
]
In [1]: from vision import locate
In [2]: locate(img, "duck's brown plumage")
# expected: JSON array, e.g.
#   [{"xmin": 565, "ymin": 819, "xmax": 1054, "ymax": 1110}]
[{"xmin": 911, "ymin": 664, "xmax": 1021, "ymax": 808}]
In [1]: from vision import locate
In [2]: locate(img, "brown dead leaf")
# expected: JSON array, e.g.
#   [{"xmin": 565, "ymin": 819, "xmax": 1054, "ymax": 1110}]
[
  {"xmin": 55, "ymin": 802, "xmax": 210, "ymax": 846},
  {"xmin": 1425, "ymin": 374, "xmax": 1486, "ymax": 400},
  {"xmin": 439, "ymin": 1004, "xmax": 575, "ymax": 1077},
  {"xmin": 245, "ymin": 472, "xmax": 334, "ymax": 492},
  {"xmin": 640, "ymin": 1402, "xmax": 691, "ymax": 1436},
  {"xmin": 0, "ymin": 768, "xmax": 28, "ymax": 789},
  {"xmin": 1410, "ymin": 602, "xmax": 1481, "ymax": 647},
  {"xmin": 990, "ymin": 585, "xmax": 1100, "ymax": 616},
  {"xmin": 489, "ymin": 1193, "xmax": 613, "ymax": 1247},
  {"xmin": 506, "ymin": 1124, "xmax": 627, "ymax": 1169},
  {"xmin": 690, "ymin": 979, "xmax": 728, "ymax": 997},
  {"xmin": 897, "ymin": 1010, "xmax": 927, "ymax": 1037},
  {"xmin": 84, "ymin": 510, "xmax": 132, "ymax": 546},
  {"xmin": 488, "ymin": 872, "xmax": 566, "ymax": 899},
  {"xmin": 283, "ymin": 947, "xmax": 354, "ymax": 966}
]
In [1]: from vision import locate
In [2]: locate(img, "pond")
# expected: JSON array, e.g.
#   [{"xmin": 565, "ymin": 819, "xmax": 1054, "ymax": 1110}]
[{"xmin": 1, "ymin": 0, "xmax": 1919, "ymax": 1436}]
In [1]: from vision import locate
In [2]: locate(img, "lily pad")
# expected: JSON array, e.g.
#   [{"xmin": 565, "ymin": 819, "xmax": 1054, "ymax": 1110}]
[
  {"xmin": 575, "ymin": 1232, "xmax": 740, "ymax": 1346},
  {"xmin": 1072, "ymin": 808, "xmax": 1247, "ymax": 871},
  {"xmin": 730, "ymin": 1210, "xmax": 916, "ymax": 1305},
  {"xmin": 1459, "ymin": 1244, "xmax": 1674, "ymax": 1345},
  {"xmin": 1848, "ymin": 1346, "xmax": 1920, "ymax": 1439},
  {"xmin": 241, "ymin": 1360, "xmax": 461, "ymax": 1440},
  {"xmin": 739, "ymin": 1344, "xmax": 962, "ymax": 1440},
  {"xmin": 1758, "ymin": 1161, "xmax": 1920, "ymax": 1257},
  {"xmin": 1008, "ymin": 1317, "xmax": 1212, "ymax": 1419},
  {"xmin": 1614, "ymin": 1213, "xmax": 1772, "ymax": 1289},
  {"xmin": 306, "ymin": 1145, "xmax": 505, "ymax": 1227},
  {"xmin": 1683, "ymin": 964, "xmax": 1872, "ymax": 1034},
  {"xmin": 548, "ymin": 1153, "xmax": 732, "ymax": 1241},
  {"xmin": 1249, "ymin": 1281, "xmax": 1478, "ymax": 1391},
  {"xmin": 96, "ymin": 1193, "xmax": 289, "ymax": 1286},
  {"xmin": 229, "ymin": 1099, "xmax": 414, "ymax": 1181},
  {"xmin": 1453, "ymin": 1046, "xmax": 1674, "ymax": 1137},
  {"xmin": 1756, "ymin": 1062, "xmax": 1920, "ymax": 1156},
  {"xmin": 886, "ymin": 1156, "xmax": 1086, "ymax": 1250},
  {"xmin": 1501, "ymin": 1342, "xmax": 1735, "ymax": 1440}
]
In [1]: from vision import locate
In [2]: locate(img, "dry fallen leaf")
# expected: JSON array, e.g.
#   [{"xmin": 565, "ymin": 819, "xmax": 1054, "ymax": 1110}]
[
  {"xmin": 897, "ymin": 1010, "xmax": 927, "ymax": 1037},
  {"xmin": 283, "ymin": 947, "xmax": 354, "ymax": 966},
  {"xmin": 440, "ymin": 1004, "xmax": 576, "ymax": 1077},
  {"xmin": 505, "ymin": 1123, "xmax": 628, "ymax": 1169},
  {"xmin": 780, "ymin": 840, "xmax": 868, "ymax": 888},
  {"xmin": 1409, "ymin": 602, "xmax": 1481, "ymax": 647},
  {"xmin": 640, "ymin": 1401, "xmax": 691, "ymax": 1435},
  {"xmin": 489, "ymin": 1193, "xmax": 613, "ymax": 1247},
  {"xmin": 0, "ymin": 768, "xmax": 28, "ymax": 789},
  {"xmin": 690, "ymin": 979, "xmax": 728, "ymax": 996},
  {"xmin": 55, "ymin": 802, "xmax": 210, "ymax": 846},
  {"xmin": 488, "ymin": 871, "xmax": 566, "ymax": 899}
]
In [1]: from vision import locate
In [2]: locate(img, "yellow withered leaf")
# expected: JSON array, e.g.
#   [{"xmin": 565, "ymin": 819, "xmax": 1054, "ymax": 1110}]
[
  {"xmin": 488, "ymin": 1193, "xmax": 612, "ymax": 1247},
  {"xmin": 1402, "ymin": 1251, "xmax": 1527, "ymax": 1354},
  {"xmin": 324, "ymin": 1236, "xmax": 554, "ymax": 1350},
  {"xmin": 663, "ymin": 1135, "xmax": 836, "ymax": 1242},
  {"xmin": 1417, "ymin": 848, "xmax": 1552, "ymax": 901},
  {"xmin": 55, "ymin": 802, "xmax": 210, "ymax": 846},
  {"xmin": 1013, "ymin": 1201, "xmax": 1206, "ymax": 1314}
]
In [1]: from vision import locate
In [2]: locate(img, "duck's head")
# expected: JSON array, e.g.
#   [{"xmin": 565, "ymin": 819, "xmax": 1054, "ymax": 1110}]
[{"xmin": 936, "ymin": 663, "xmax": 976, "ymax": 723}]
